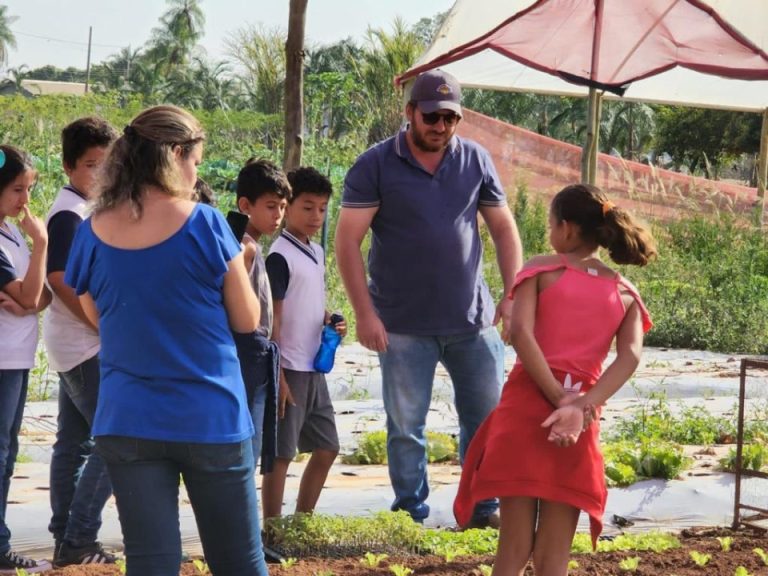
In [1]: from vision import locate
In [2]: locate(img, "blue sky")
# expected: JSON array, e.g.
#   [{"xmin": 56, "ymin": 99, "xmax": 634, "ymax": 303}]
[{"xmin": 4, "ymin": 0, "xmax": 454, "ymax": 70}]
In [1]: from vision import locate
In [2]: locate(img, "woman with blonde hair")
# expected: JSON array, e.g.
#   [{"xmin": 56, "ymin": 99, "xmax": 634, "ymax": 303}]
[{"xmin": 64, "ymin": 105, "xmax": 268, "ymax": 576}]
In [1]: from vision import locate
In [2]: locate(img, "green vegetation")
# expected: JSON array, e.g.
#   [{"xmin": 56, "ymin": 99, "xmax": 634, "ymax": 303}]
[
  {"xmin": 263, "ymin": 511, "xmax": 683, "ymax": 560},
  {"xmin": 612, "ymin": 393, "xmax": 768, "ymax": 447},
  {"xmin": 619, "ymin": 556, "xmax": 641, "ymax": 572},
  {"xmin": 753, "ymin": 547, "xmax": 768, "ymax": 566},
  {"xmin": 637, "ymin": 215, "xmax": 768, "ymax": 354},
  {"xmin": 689, "ymin": 550, "xmax": 711, "ymax": 567},
  {"xmin": 14, "ymin": 452, "xmax": 32, "ymax": 464},
  {"xmin": 264, "ymin": 511, "xmax": 424, "ymax": 558},
  {"xmin": 359, "ymin": 552, "xmax": 388, "ymax": 568},
  {"xmin": 602, "ymin": 391, "xmax": 768, "ymax": 482},
  {"xmin": 720, "ymin": 443, "xmax": 767, "ymax": 473},
  {"xmin": 478, "ymin": 565, "xmax": 493, "ymax": 576},
  {"xmin": 341, "ymin": 430, "xmax": 387, "ymax": 465},
  {"xmin": 571, "ymin": 531, "xmax": 680, "ymax": 554},
  {"xmin": 718, "ymin": 536, "xmax": 734, "ymax": 552},
  {"xmin": 420, "ymin": 526, "xmax": 498, "ymax": 559},
  {"xmin": 342, "ymin": 430, "xmax": 458, "ymax": 465},
  {"xmin": 607, "ymin": 392, "xmax": 735, "ymax": 446},
  {"xmin": 603, "ymin": 438, "xmax": 689, "ymax": 486}
]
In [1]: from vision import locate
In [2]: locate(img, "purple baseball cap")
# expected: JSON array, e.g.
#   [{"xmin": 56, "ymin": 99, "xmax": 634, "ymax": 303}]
[{"xmin": 409, "ymin": 69, "xmax": 462, "ymax": 117}]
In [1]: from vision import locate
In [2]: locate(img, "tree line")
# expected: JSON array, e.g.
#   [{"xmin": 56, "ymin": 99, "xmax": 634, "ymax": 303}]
[{"xmin": 0, "ymin": 0, "xmax": 762, "ymax": 181}]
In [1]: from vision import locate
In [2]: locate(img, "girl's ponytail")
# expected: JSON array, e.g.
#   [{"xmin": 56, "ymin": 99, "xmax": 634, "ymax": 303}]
[
  {"xmin": 597, "ymin": 205, "xmax": 657, "ymax": 266},
  {"xmin": 551, "ymin": 184, "xmax": 657, "ymax": 267}
]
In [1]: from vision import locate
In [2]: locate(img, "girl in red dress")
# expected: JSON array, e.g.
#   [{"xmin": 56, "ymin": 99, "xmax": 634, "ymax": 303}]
[{"xmin": 454, "ymin": 184, "xmax": 656, "ymax": 576}]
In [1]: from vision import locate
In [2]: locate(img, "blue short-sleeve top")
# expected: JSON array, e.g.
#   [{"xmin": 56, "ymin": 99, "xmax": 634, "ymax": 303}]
[{"xmin": 65, "ymin": 203, "xmax": 253, "ymax": 443}]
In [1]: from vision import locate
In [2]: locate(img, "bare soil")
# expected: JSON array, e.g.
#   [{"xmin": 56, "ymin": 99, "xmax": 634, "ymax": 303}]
[{"xmin": 40, "ymin": 528, "xmax": 768, "ymax": 575}]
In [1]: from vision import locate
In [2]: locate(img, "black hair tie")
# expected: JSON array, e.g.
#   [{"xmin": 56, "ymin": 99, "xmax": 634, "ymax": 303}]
[{"xmin": 123, "ymin": 125, "xmax": 136, "ymax": 138}]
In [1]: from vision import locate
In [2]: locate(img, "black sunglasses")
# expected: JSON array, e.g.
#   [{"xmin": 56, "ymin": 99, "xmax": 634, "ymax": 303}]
[{"xmin": 420, "ymin": 111, "xmax": 460, "ymax": 126}]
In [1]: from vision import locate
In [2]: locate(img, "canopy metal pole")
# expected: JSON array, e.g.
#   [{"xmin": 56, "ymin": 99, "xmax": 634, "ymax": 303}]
[
  {"xmin": 758, "ymin": 108, "xmax": 768, "ymax": 227},
  {"xmin": 581, "ymin": 88, "xmax": 603, "ymax": 185}
]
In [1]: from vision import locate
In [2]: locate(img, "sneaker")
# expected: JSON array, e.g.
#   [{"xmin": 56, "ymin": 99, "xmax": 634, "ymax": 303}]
[
  {"xmin": 53, "ymin": 541, "xmax": 117, "ymax": 567},
  {"xmin": 0, "ymin": 550, "xmax": 52, "ymax": 574}
]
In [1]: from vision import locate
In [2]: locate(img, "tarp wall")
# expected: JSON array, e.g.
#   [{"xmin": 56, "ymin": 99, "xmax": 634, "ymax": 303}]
[{"xmin": 459, "ymin": 109, "xmax": 758, "ymax": 220}]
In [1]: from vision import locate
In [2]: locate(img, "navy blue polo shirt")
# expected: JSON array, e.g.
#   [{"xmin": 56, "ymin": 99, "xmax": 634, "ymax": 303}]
[{"xmin": 342, "ymin": 129, "xmax": 507, "ymax": 335}]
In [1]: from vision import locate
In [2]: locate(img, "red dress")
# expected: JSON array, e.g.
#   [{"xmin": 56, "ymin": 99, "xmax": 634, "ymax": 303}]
[{"xmin": 454, "ymin": 256, "xmax": 652, "ymax": 547}]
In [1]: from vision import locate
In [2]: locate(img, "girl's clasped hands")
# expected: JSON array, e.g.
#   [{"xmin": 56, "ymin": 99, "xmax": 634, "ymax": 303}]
[{"xmin": 542, "ymin": 395, "xmax": 598, "ymax": 448}]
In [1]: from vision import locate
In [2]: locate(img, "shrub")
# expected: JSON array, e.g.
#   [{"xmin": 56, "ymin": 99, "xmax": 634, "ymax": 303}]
[
  {"xmin": 603, "ymin": 439, "xmax": 689, "ymax": 486},
  {"xmin": 343, "ymin": 431, "xmax": 458, "ymax": 465},
  {"xmin": 720, "ymin": 443, "xmax": 767, "ymax": 472},
  {"xmin": 631, "ymin": 216, "xmax": 768, "ymax": 354}
]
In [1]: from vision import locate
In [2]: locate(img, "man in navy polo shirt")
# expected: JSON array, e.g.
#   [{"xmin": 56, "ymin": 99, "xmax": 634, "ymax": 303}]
[{"xmin": 335, "ymin": 69, "xmax": 523, "ymax": 527}]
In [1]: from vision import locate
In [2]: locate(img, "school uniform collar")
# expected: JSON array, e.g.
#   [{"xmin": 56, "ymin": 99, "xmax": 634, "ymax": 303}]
[
  {"xmin": 63, "ymin": 184, "xmax": 88, "ymax": 201},
  {"xmin": 280, "ymin": 229, "xmax": 318, "ymax": 264},
  {"xmin": 0, "ymin": 222, "xmax": 20, "ymax": 247}
]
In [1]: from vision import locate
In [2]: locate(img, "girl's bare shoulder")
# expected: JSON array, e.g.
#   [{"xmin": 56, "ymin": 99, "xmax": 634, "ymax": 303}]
[{"xmin": 522, "ymin": 254, "xmax": 561, "ymax": 270}]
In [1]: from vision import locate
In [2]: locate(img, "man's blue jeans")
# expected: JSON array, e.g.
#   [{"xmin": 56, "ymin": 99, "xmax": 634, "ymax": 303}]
[
  {"xmin": 379, "ymin": 327, "xmax": 504, "ymax": 522},
  {"xmin": 0, "ymin": 369, "xmax": 29, "ymax": 554},
  {"xmin": 96, "ymin": 436, "xmax": 268, "ymax": 576},
  {"xmin": 49, "ymin": 355, "xmax": 112, "ymax": 546}
]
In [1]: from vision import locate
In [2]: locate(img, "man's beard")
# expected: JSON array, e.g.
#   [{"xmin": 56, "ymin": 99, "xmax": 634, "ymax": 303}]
[{"xmin": 411, "ymin": 125, "xmax": 449, "ymax": 153}]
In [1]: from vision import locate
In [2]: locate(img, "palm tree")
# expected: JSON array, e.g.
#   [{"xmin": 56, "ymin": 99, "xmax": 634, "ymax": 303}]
[
  {"xmin": 165, "ymin": 58, "xmax": 236, "ymax": 110},
  {"xmin": 225, "ymin": 24, "xmax": 286, "ymax": 114},
  {"xmin": 128, "ymin": 58, "xmax": 166, "ymax": 103},
  {"xmin": 0, "ymin": 5, "xmax": 18, "ymax": 68},
  {"xmin": 352, "ymin": 18, "xmax": 426, "ymax": 144},
  {"xmin": 147, "ymin": 0, "xmax": 205, "ymax": 75},
  {"xmin": 306, "ymin": 39, "xmax": 361, "ymax": 75},
  {"xmin": 600, "ymin": 101, "xmax": 655, "ymax": 160},
  {"xmin": 548, "ymin": 97, "xmax": 588, "ymax": 143},
  {"xmin": 96, "ymin": 46, "xmax": 144, "ymax": 91},
  {"xmin": 7, "ymin": 64, "xmax": 28, "ymax": 90}
]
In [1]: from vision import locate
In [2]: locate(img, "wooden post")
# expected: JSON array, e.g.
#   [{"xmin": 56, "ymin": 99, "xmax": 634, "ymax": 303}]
[
  {"xmin": 283, "ymin": 0, "xmax": 308, "ymax": 171},
  {"xmin": 581, "ymin": 88, "xmax": 603, "ymax": 185},
  {"xmin": 757, "ymin": 108, "xmax": 768, "ymax": 226}
]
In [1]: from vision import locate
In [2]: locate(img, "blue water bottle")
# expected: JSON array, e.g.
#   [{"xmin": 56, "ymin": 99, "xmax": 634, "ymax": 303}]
[{"xmin": 313, "ymin": 313, "xmax": 344, "ymax": 373}]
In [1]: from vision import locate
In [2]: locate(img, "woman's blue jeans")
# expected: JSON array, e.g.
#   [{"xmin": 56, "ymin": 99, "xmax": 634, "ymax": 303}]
[
  {"xmin": 379, "ymin": 327, "xmax": 504, "ymax": 522},
  {"xmin": 96, "ymin": 436, "xmax": 268, "ymax": 576},
  {"xmin": 0, "ymin": 369, "xmax": 28, "ymax": 554}
]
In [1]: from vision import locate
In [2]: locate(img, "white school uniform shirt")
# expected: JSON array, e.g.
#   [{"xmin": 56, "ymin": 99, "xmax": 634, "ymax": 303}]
[
  {"xmin": 42, "ymin": 186, "xmax": 100, "ymax": 372},
  {"xmin": 267, "ymin": 230, "xmax": 325, "ymax": 371},
  {"xmin": 0, "ymin": 222, "xmax": 39, "ymax": 369}
]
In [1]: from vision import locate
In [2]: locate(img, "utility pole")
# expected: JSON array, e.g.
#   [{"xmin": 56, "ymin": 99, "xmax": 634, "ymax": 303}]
[{"xmin": 84, "ymin": 26, "xmax": 92, "ymax": 94}]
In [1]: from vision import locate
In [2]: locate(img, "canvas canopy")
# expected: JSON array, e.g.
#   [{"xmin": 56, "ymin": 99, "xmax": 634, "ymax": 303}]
[
  {"xmin": 399, "ymin": 0, "xmax": 768, "ymax": 203},
  {"xmin": 400, "ymin": 0, "xmax": 768, "ymax": 112}
]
